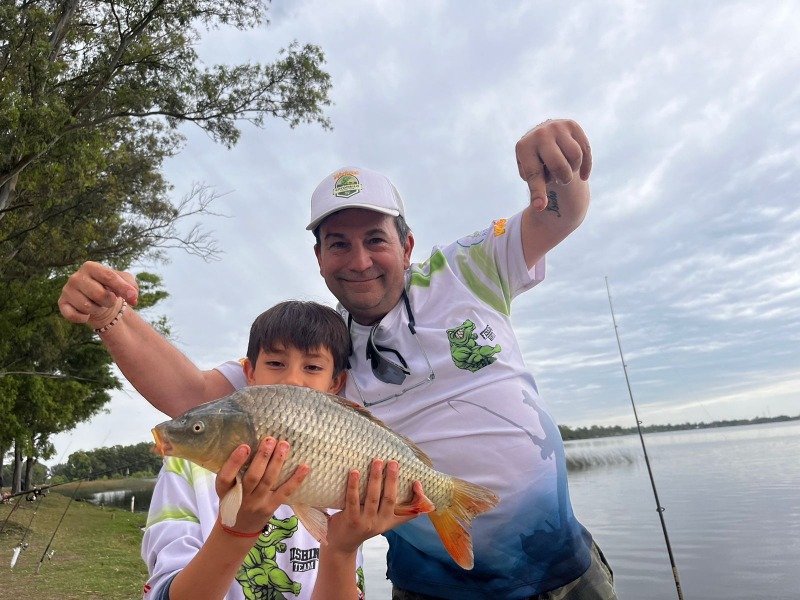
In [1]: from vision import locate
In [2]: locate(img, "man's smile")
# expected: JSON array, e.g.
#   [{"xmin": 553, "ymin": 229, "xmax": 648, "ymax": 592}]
[{"xmin": 339, "ymin": 274, "xmax": 383, "ymax": 284}]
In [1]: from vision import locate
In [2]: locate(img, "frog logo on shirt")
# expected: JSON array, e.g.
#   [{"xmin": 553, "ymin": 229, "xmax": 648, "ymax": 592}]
[
  {"xmin": 235, "ymin": 515, "xmax": 301, "ymax": 599},
  {"xmin": 447, "ymin": 319, "xmax": 501, "ymax": 372},
  {"xmin": 235, "ymin": 514, "xmax": 365, "ymax": 600}
]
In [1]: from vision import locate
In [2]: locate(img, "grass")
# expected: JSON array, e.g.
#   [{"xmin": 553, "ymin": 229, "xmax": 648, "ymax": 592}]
[{"xmin": 1, "ymin": 489, "xmax": 148, "ymax": 599}]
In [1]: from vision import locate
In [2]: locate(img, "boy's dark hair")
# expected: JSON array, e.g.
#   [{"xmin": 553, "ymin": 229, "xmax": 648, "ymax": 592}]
[{"xmin": 247, "ymin": 301, "xmax": 350, "ymax": 375}]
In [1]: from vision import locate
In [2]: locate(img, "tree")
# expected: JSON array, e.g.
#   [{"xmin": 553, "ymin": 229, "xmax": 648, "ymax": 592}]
[
  {"xmin": 49, "ymin": 441, "xmax": 163, "ymax": 481},
  {"xmin": 0, "ymin": 122, "xmax": 225, "ymax": 279},
  {"xmin": 0, "ymin": 0, "xmax": 333, "ymax": 492},
  {"xmin": 0, "ymin": 0, "xmax": 332, "ymax": 219},
  {"xmin": 0, "ymin": 272, "xmax": 166, "ymax": 493}
]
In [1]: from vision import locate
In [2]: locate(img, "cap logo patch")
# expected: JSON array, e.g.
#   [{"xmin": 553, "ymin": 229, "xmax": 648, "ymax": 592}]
[{"xmin": 333, "ymin": 173, "xmax": 362, "ymax": 199}]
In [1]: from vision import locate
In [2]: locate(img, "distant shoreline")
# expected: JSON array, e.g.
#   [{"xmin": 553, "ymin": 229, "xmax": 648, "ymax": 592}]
[{"xmin": 559, "ymin": 414, "xmax": 800, "ymax": 441}]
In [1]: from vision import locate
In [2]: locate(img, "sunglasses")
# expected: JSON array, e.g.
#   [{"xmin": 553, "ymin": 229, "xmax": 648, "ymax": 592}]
[
  {"xmin": 348, "ymin": 290, "xmax": 435, "ymax": 406},
  {"xmin": 367, "ymin": 330, "xmax": 410, "ymax": 384}
]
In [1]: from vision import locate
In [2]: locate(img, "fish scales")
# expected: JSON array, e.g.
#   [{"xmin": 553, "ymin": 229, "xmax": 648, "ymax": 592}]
[
  {"xmin": 152, "ymin": 384, "xmax": 499, "ymax": 569},
  {"xmin": 239, "ymin": 385, "xmax": 451, "ymax": 508}
]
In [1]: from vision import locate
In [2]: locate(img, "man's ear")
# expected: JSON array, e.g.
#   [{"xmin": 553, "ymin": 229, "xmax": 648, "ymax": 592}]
[
  {"xmin": 242, "ymin": 358, "xmax": 256, "ymax": 386},
  {"xmin": 329, "ymin": 370, "xmax": 347, "ymax": 395},
  {"xmin": 314, "ymin": 243, "xmax": 322, "ymax": 271},
  {"xmin": 403, "ymin": 232, "xmax": 415, "ymax": 269}
]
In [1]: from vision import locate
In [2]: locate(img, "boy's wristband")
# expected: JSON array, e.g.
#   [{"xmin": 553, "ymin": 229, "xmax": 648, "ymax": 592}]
[{"xmin": 217, "ymin": 516, "xmax": 263, "ymax": 538}]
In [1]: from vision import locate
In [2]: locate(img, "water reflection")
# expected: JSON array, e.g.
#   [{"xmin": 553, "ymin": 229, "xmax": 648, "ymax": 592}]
[{"xmin": 564, "ymin": 436, "xmax": 640, "ymax": 470}]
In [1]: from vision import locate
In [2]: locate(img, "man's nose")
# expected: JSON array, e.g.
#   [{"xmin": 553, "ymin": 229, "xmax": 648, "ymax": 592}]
[{"xmin": 348, "ymin": 245, "xmax": 373, "ymax": 271}]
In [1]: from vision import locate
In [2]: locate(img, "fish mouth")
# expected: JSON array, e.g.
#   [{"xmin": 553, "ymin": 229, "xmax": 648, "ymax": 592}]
[{"xmin": 151, "ymin": 428, "xmax": 173, "ymax": 457}]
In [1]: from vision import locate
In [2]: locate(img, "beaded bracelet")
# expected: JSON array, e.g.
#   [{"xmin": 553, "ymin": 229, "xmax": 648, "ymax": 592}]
[
  {"xmin": 217, "ymin": 516, "xmax": 263, "ymax": 538},
  {"xmin": 93, "ymin": 298, "xmax": 127, "ymax": 334}
]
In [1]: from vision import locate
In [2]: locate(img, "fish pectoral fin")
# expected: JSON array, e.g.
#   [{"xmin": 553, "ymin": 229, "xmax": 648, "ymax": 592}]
[
  {"xmin": 292, "ymin": 504, "xmax": 329, "ymax": 545},
  {"xmin": 219, "ymin": 474, "xmax": 243, "ymax": 527},
  {"xmin": 395, "ymin": 492, "xmax": 435, "ymax": 516}
]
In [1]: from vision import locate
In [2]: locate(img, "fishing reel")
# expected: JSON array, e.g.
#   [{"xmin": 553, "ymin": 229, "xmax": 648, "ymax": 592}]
[{"xmin": 25, "ymin": 487, "xmax": 47, "ymax": 502}]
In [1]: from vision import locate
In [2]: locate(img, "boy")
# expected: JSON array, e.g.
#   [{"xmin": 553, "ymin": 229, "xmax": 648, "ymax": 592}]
[{"xmin": 142, "ymin": 301, "xmax": 423, "ymax": 600}]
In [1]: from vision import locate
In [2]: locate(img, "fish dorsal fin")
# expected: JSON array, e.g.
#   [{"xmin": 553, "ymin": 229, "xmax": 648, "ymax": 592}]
[{"xmin": 331, "ymin": 395, "xmax": 434, "ymax": 468}]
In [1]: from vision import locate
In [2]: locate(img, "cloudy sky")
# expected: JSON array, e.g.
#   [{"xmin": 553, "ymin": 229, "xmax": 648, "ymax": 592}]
[{"xmin": 50, "ymin": 0, "xmax": 800, "ymax": 462}]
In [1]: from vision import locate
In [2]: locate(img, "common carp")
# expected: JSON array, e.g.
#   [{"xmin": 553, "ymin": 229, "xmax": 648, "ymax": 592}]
[{"xmin": 151, "ymin": 384, "xmax": 498, "ymax": 569}]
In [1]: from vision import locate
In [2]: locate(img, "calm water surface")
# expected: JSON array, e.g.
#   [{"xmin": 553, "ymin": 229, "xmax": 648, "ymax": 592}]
[
  {"xmin": 364, "ymin": 421, "xmax": 800, "ymax": 599},
  {"xmin": 54, "ymin": 478, "xmax": 156, "ymax": 512}
]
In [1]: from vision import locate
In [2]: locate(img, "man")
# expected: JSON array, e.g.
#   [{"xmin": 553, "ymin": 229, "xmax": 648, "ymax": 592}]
[{"xmin": 59, "ymin": 119, "xmax": 616, "ymax": 599}]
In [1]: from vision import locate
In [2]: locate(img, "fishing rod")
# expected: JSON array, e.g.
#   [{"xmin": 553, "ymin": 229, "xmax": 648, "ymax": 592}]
[
  {"xmin": 35, "ymin": 479, "xmax": 82, "ymax": 573},
  {"xmin": 9, "ymin": 488, "xmax": 47, "ymax": 569},
  {"xmin": 34, "ymin": 457, "xmax": 156, "ymax": 574},
  {"xmin": 605, "ymin": 276, "xmax": 684, "ymax": 600},
  {"xmin": 0, "ymin": 493, "xmax": 25, "ymax": 536},
  {"xmin": 0, "ymin": 437, "xmax": 72, "ymax": 537},
  {"xmin": 2, "ymin": 458, "xmax": 155, "ymax": 572},
  {"xmin": 3, "ymin": 457, "xmax": 157, "ymax": 502}
]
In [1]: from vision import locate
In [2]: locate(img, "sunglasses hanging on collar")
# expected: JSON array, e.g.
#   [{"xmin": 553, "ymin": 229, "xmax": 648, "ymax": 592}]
[{"xmin": 348, "ymin": 289, "xmax": 416, "ymax": 385}]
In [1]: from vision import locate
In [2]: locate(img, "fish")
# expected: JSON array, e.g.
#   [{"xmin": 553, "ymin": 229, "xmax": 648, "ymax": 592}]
[{"xmin": 151, "ymin": 384, "xmax": 499, "ymax": 570}]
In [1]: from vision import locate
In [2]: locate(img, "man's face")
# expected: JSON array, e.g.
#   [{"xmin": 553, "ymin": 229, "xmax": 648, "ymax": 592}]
[{"xmin": 315, "ymin": 208, "xmax": 413, "ymax": 325}]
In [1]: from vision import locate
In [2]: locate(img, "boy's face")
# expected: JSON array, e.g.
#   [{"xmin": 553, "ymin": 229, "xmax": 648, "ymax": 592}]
[{"xmin": 243, "ymin": 344, "xmax": 346, "ymax": 395}]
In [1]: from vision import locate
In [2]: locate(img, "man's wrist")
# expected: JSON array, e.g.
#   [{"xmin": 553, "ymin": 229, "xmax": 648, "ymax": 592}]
[{"xmin": 91, "ymin": 297, "xmax": 127, "ymax": 334}]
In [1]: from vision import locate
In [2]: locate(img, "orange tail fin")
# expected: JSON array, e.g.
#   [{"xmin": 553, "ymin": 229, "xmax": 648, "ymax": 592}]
[{"xmin": 428, "ymin": 477, "xmax": 499, "ymax": 570}]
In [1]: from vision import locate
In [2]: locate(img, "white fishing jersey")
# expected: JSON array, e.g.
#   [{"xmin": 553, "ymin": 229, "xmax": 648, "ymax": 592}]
[
  {"xmin": 142, "ymin": 457, "xmax": 365, "ymax": 600},
  {"xmin": 343, "ymin": 211, "xmax": 592, "ymax": 599},
  {"xmin": 216, "ymin": 211, "xmax": 592, "ymax": 599}
]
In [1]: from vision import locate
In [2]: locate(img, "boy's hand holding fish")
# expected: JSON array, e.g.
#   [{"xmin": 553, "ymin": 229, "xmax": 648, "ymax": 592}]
[
  {"xmin": 326, "ymin": 459, "xmax": 427, "ymax": 554},
  {"xmin": 313, "ymin": 459, "xmax": 429, "ymax": 600},
  {"xmin": 214, "ymin": 437, "xmax": 309, "ymax": 536}
]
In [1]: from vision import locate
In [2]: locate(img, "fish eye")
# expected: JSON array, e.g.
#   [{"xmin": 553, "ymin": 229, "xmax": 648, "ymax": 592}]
[{"xmin": 191, "ymin": 421, "xmax": 205, "ymax": 434}]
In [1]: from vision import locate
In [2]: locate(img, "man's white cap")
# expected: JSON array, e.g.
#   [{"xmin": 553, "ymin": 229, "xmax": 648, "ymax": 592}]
[{"xmin": 307, "ymin": 166, "xmax": 405, "ymax": 231}]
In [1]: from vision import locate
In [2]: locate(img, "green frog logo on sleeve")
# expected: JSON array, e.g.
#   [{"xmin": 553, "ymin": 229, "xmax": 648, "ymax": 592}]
[{"xmin": 447, "ymin": 319, "xmax": 501, "ymax": 372}]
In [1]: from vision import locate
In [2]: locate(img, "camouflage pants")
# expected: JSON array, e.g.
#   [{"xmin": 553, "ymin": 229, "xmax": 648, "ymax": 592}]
[{"xmin": 391, "ymin": 542, "xmax": 616, "ymax": 600}]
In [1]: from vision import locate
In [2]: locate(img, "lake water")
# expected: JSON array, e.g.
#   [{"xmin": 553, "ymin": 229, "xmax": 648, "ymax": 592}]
[
  {"xmin": 76, "ymin": 421, "xmax": 800, "ymax": 599},
  {"xmin": 363, "ymin": 420, "xmax": 800, "ymax": 599},
  {"xmin": 52, "ymin": 478, "xmax": 156, "ymax": 513}
]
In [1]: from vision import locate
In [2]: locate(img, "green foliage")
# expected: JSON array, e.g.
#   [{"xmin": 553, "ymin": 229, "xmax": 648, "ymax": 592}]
[
  {"xmin": 0, "ymin": 275, "xmax": 116, "ymax": 466},
  {"xmin": 135, "ymin": 271, "xmax": 169, "ymax": 310},
  {"xmin": 1, "ymin": 460, "xmax": 47, "ymax": 487},
  {"xmin": 0, "ymin": 0, "xmax": 332, "ymax": 216},
  {"xmin": 0, "ymin": 123, "xmax": 185, "ymax": 279},
  {"xmin": 0, "ymin": 0, "xmax": 332, "ymax": 279},
  {"xmin": 0, "ymin": 270, "xmax": 168, "ymax": 486},
  {"xmin": 50, "ymin": 441, "xmax": 162, "ymax": 481}
]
